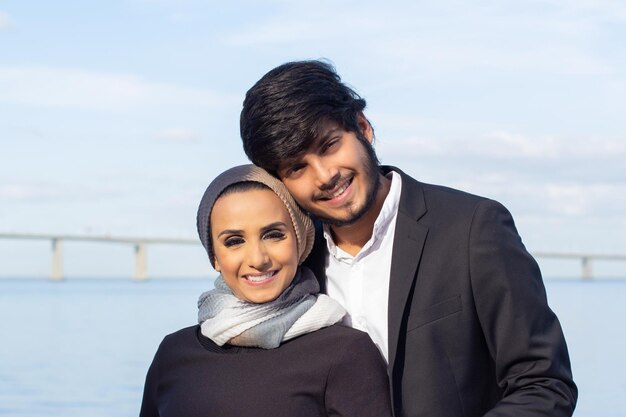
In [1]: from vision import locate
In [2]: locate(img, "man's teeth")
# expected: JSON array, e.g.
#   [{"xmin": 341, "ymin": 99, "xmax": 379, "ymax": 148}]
[
  {"xmin": 329, "ymin": 180, "xmax": 350, "ymax": 199},
  {"xmin": 245, "ymin": 272, "xmax": 275, "ymax": 282}
]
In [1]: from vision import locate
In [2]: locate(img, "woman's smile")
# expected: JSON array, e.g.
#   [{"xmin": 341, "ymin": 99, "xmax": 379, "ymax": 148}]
[{"xmin": 242, "ymin": 270, "xmax": 279, "ymax": 285}]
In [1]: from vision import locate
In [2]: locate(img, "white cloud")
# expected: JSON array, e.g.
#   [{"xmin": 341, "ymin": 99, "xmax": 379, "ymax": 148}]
[
  {"xmin": 0, "ymin": 181, "xmax": 121, "ymax": 203},
  {"xmin": 446, "ymin": 178, "xmax": 626, "ymax": 219},
  {"xmin": 220, "ymin": 4, "xmax": 381, "ymax": 46},
  {"xmin": 379, "ymin": 131, "xmax": 626, "ymax": 160},
  {"xmin": 0, "ymin": 66, "xmax": 237, "ymax": 112},
  {"xmin": 376, "ymin": 128, "xmax": 626, "ymax": 223},
  {"xmin": 538, "ymin": 182, "xmax": 626, "ymax": 218},
  {"xmin": 544, "ymin": 184, "xmax": 591, "ymax": 216},
  {"xmin": 478, "ymin": 131, "xmax": 626, "ymax": 159},
  {"xmin": 0, "ymin": 12, "xmax": 12, "ymax": 30},
  {"xmin": 368, "ymin": 33, "xmax": 611, "ymax": 79},
  {"xmin": 544, "ymin": 0, "xmax": 626, "ymax": 22},
  {"xmin": 0, "ymin": 182, "xmax": 69, "ymax": 202},
  {"xmin": 221, "ymin": 1, "xmax": 614, "ymax": 78},
  {"xmin": 155, "ymin": 128, "xmax": 198, "ymax": 142},
  {"xmin": 225, "ymin": 21, "xmax": 319, "ymax": 45}
]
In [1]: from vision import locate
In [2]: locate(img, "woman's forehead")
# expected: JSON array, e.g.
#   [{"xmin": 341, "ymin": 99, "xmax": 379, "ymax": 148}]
[{"xmin": 211, "ymin": 188, "xmax": 291, "ymax": 228}]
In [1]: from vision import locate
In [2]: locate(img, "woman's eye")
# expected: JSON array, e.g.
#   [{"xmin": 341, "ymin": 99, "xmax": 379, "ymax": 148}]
[
  {"xmin": 263, "ymin": 230, "xmax": 285, "ymax": 240},
  {"xmin": 223, "ymin": 237, "xmax": 244, "ymax": 247}
]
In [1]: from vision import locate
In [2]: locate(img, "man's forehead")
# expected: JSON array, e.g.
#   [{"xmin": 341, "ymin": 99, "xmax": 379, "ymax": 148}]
[
  {"xmin": 275, "ymin": 119, "xmax": 348, "ymax": 173},
  {"xmin": 315, "ymin": 118, "xmax": 344, "ymax": 139},
  {"xmin": 305, "ymin": 121, "xmax": 345, "ymax": 152},
  {"xmin": 281, "ymin": 124, "xmax": 343, "ymax": 161}
]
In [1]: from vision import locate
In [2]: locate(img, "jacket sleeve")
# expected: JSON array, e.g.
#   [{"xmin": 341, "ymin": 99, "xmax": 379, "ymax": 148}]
[
  {"xmin": 139, "ymin": 351, "xmax": 160, "ymax": 417},
  {"xmin": 324, "ymin": 331, "xmax": 393, "ymax": 417},
  {"xmin": 469, "ymin": 199, "xmax": 577, "ymax": 416}
]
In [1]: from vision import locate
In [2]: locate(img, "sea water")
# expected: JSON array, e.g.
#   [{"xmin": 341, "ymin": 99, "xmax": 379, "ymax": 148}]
[{"xmin": 0, "ymin": 278, "xmax": 623, "ymax": 417}]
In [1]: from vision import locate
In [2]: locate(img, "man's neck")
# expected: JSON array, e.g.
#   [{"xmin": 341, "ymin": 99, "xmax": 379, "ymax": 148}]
[{"xmin": 329, "ymin": 173, "xmax": 392, "ymax": 256}]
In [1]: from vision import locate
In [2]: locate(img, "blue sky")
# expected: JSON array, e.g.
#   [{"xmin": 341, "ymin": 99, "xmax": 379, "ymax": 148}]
[{"xmin": 1, "ymin": 0, "xmax": 625, "ymax": 278}]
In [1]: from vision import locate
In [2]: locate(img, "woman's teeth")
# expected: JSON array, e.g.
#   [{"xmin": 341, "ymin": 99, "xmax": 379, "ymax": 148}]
[{"xmin": 244, "ymin": 272, "xmax": 275, "ymax": 282}]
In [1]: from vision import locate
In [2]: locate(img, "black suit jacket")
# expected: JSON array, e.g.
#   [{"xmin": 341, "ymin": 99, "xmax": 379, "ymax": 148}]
[{"xmin": 305, "ymin": 166, "xmax": 577, "ymax": 417}]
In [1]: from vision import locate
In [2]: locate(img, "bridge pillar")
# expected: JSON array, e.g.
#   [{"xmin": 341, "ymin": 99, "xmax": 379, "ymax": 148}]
[
  {"xmin": 581, "ymin": 256, "xmax": 592, "ymax": 280},
  {"xmin": 51, "ymin": 238, "xmax": 64, "ymax": 281},
  {"xmin": 134, "ymin": 243, "xmax": 148, "ymax": 281}
]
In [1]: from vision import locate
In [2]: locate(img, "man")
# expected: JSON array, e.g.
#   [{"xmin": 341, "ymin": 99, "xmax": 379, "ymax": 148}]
[{"xmin": 239, "ymin": 60, "xmax": 577, "ymax": 417}]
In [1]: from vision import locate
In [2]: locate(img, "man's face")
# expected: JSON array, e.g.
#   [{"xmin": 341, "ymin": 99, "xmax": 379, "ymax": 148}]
[{"xmin": 277, "ymin": 118, "xmax": 380, "ymax": 227}]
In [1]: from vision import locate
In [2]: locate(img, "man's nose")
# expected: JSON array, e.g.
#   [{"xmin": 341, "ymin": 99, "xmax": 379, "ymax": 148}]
[{"xmin": 310, "ymin": 158, "xmax": 339, "ymax": 190}]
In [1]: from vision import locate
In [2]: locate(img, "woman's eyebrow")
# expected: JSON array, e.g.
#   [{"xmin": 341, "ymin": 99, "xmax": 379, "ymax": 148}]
[
  {"xmin": 217, "ymin": 222, "xmax": 288, "ymax": 238},
  {"xmin": 216, "ymin": 228, "xmax": 242, "ymax": 238},
  {"xmin": 260, "ymin": 222, "xmax": 288, "ymax": 232}
]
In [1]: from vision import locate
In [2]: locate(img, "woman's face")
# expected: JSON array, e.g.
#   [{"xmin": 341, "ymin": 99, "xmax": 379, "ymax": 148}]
[{"xmin": 210, "ymin": 188, "xmax": 298, "ymax": 304}]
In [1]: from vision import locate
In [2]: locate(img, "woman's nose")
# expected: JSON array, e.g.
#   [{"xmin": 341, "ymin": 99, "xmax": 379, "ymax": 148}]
[{"xmin": 246, "ymin": 242, "xmax": 271, "ymax": 270}]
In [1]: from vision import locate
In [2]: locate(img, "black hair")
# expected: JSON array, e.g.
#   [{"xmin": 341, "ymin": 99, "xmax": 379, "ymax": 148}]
[{"xmin": 240, "ymin": 60, "xmax": 377, "ymax": 174}]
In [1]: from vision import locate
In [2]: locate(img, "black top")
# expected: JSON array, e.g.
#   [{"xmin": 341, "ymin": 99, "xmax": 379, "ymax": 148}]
[{"xmin": 139, "ymin": 324, "xmax": 392, "ymax": 417}]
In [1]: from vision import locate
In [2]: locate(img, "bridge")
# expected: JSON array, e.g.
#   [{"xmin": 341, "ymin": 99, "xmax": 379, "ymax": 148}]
[
  {"xmin": 1, "ymin": 232, "xmax": 625, "ymax": 281},
  {"xmin": 0, "ymin": 232, "xmax": 196, "ymax": 281}
]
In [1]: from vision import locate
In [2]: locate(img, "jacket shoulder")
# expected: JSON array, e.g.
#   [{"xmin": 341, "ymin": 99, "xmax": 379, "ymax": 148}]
[{"xmin": 387, "ymin": 166, "xmax": 497, "ymax": 218}]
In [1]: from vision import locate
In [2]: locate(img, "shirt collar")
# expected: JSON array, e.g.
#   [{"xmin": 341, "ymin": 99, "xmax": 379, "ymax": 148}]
[{"xmin": 324, "ymin": 171, "xmax": 402, "ymax": 260}]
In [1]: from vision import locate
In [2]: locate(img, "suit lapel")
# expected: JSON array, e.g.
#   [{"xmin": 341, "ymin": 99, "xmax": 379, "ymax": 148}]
[
  {"xmin": 306, "ymin": 220, "xmax": 328, "ymax": 293},
  {"xmin": 384, "ymin": 167, "xmax": 428, "ymax": 371}
]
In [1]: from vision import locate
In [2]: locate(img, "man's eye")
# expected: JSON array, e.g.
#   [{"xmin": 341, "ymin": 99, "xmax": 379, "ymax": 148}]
[
  {"xmin": 223, "ymin": 237, "xmax": 244, "ymax": 247},
  {"xmin": 286, "ymin": 164, "xmax": 305, "ymax": 176},
  {"xmin": 321, "ymin": 138, "xmax": 339, "ymax": 153}
]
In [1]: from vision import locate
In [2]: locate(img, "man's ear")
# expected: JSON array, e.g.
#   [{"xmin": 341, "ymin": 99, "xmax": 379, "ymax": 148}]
[{"xmin": 357, "ymin": 112, "xmax": 373, "ymax": 144}]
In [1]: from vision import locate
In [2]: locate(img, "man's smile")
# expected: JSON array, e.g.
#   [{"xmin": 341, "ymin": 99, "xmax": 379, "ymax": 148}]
[{"xmin": 316, "ymin": 176, "xmax": 353, "ymax": 202}]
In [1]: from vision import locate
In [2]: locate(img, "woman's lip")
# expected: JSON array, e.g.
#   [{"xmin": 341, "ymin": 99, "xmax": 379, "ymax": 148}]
[{"xmin": 242, "ymin": 270, "xmax": 278, "ymax": 286}]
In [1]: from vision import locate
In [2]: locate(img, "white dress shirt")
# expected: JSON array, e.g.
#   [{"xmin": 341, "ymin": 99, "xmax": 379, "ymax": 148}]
[{"xmin": 323, "ymin": 171, "xmax": 401, "ymax": 363}]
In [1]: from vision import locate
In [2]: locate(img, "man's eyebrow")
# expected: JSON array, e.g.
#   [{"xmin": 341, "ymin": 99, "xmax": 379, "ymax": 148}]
[
  {"xmin": 278, "ymin": 157, "xmax": 301, "ymax": 172},
  {"xmin": 317, "ymin": 127, "xmax": 343, "ymax": 143},
  {"xmin": 300, "ymin": 126, "xmax": 342, "ymax": 155},
  {"xmin": 278, "ymin": 126, "xmax": 344, "ymax": 172}
]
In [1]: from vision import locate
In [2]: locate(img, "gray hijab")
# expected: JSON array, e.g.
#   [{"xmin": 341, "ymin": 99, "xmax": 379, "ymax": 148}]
[
  {"xmin": 196, "ymin": 164, "xmax": 314, "ymax": 268},
  {"xmin": 196, "ymin": 165, "xmax": 345, "ymax": 348}
]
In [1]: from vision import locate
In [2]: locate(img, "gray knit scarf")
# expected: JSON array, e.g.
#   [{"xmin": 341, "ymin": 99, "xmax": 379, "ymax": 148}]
[{"xmin": 198, "ymin": 267, "xmax": 346, "ymax": 349}]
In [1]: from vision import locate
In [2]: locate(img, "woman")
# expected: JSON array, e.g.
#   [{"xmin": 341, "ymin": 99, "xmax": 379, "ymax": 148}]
[{"xmin": 139, "ymin": 165, "xmax": 392, "ymax": 417}]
